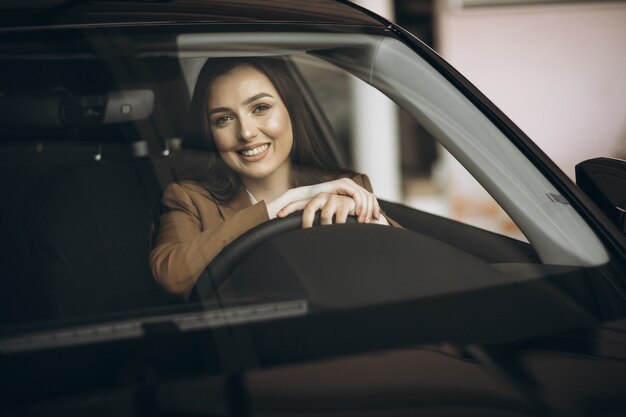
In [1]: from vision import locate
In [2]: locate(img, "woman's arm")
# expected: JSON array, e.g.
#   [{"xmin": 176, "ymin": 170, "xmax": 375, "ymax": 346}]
[
  {"xmin": 151, "ymin": 176, "xmax": 376, "ymax": 297},
  {"xmin": 151, "ymin": 175, "xmax": 400, "ymax": 298},
  {"xmin": 150, "ymin": 182, "xmax": 269, "ymax": 298},
  {"xmin": 274, "ymin": 174, "xmax": 395, "ymax": 228},
  {"xmin": 266, "ymin": 176, "xmax": 378, "ymax": 222}
]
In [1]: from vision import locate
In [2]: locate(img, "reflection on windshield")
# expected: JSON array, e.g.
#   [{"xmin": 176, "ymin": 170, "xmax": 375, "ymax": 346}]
[
  {"xmin": 0, "ymin": 31, "xmax": 611, "ymax": 339},
  {"xmin": 0, "ymin": 300, "xmax": 308, "ymax": 354}
]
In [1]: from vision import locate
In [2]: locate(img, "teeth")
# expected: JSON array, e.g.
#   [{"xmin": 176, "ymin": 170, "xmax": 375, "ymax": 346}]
[{"xmin": 240, "ymin": 144, "xmax": 269, "ymax": 157}]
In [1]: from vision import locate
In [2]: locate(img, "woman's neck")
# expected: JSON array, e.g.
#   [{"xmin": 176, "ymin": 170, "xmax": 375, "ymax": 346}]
[{"xmin": 242, "ymin": 162, "xmax": 292, "ymax": 203}]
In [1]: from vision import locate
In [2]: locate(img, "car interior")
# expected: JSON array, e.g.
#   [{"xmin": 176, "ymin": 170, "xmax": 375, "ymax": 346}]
[
  {"xmin": 0, "ymin": 33, "xmax": 611, "ymax": 333},
  {"xmin": 1, "ymin": 3, "xmax": 626, "ymax": 414}
]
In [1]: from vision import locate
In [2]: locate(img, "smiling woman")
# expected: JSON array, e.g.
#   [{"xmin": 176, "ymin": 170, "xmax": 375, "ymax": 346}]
[
  {"xmin": 207, "ymin": 64, "xmax": 294, "ymax": 197},
  {"xmin": 3, "ymin": 1, "xmax": 626, "ymax": 414},
  {"xmin": 149, "ymin": 57, "xmax": 398, "ymax": 297}
]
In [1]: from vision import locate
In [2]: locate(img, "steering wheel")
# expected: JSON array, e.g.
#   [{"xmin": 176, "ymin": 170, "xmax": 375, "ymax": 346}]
[{"xmin": 190, "ymin": 212, "xmax": 357, "ymax": 301}]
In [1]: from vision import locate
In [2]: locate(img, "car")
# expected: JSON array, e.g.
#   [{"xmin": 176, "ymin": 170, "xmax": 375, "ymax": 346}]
[{"xmin": 1, "ymin": 1, "xmax": 626, "ymax": 416}]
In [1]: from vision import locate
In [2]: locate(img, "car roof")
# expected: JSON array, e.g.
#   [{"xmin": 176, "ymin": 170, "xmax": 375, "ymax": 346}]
[{"xmin": 0, "ymin": 0, "xmax": 386, "ymax": 31}]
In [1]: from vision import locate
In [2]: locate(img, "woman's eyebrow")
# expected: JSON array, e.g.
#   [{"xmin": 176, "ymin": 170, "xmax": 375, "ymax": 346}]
[
  {"xmin": 208, "ymin": 93, "xmax": 274, "ymax": 116},
  {"xmin": 208, "ymin": 107, "xmax": 229, "ymax": 116},
  {"xmin": 244, "ymin": 93, "xmax": 273, "ymax": 105}
]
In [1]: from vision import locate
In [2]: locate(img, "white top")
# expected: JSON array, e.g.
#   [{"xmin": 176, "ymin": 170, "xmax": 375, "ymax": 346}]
[{"xmin": 245, "ymin": 189, "xmax": 258, "ymax": 205}]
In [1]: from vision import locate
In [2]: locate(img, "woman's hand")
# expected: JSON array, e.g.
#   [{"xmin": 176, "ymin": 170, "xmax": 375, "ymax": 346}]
[
  {"xmin": 268, "ymin": 178, "xmax": 381, "ymax": 226},
  {"xmin": 304, "ymin": 178, "xmax": 380, "ymax": 224},
  {"xmin": 277, "ymin": 193, "xmax": 357, "ymax": 228}
]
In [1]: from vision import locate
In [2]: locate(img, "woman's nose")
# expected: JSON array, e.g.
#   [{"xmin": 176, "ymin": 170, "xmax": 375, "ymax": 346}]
[{"xmin": 238, "ymin": 116, "xmax": 257, "ymax": 141}]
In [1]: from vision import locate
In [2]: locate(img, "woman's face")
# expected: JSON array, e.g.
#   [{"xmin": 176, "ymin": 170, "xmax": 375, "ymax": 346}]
[{"xmin": 207, "ymin": 65, "xmax": 293, "ymax": 185}]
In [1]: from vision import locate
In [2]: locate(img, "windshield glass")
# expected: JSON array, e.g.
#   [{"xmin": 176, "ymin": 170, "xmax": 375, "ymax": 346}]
[{"xmin": 0, "ymin": 27, "xmax": 619, "ymax": 354}]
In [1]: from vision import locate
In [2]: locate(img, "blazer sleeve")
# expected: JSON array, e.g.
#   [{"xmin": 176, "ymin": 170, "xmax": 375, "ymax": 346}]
[
  {"xmin": 351, "ymin": 174, "xmax": 403, "ymax": 228},
  {"xmin": 149, "ymin": 183, "xmax": 269, "ymax": 298}
]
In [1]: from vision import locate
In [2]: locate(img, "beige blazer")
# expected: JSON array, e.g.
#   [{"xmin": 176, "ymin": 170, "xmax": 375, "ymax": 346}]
[{"xmin": 150, "ymin": 174, "xmax": 399, "ymax": 298}]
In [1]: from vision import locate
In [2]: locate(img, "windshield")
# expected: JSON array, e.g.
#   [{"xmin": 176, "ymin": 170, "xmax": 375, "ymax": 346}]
[{"xmin": 0, "ymin": 27, "xmax": 620, "ymax": 355}]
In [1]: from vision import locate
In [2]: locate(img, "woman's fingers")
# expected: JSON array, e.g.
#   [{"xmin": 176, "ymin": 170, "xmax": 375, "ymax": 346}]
[
  {"xmin": 339, "ymin": 179, "xmax": 363, "ymax": 217},
  {"xmin": 338, "ymin": 178, "xmax": 376, "ymax": 222},
  {"xmin": 369, "ymin": 193, "xmax": 377, "ymax": 222},
  {"xmin": 313, "ymin": 178, "xmax": 363, "ymax": 216},
  {"xmin": 340, "ymin": 178, "xmax": 365, "ymax": 217},
  {"xmin": 355, "ymin": 187, "xmax": 372, "ymax": 223},
  {"xmin": 373, "ymin": 195, "xmax": 381, "ymax": 221},
  {"xmin": 301, "ymin": 193, "xmax": 329, "ymax": 228},
  {"xmin": 320, "ymin": 200, "xmax": 336, "ymax": 225},
  {"xmin": 274, "ymin": 181, "xmax": 379, "ymax": 221},
  {"xmin": 363, "ymin": 191, "xmax": 372, "ymax": 223},
  {"xmin": 334, "ymin": 199, "xmax": 353, "ymax": 224},
  {"xmin": 277, "ymin": 185, "xmax": 376, "ymax": 226},
  {"xmin": 312, "ymin": 177, "xmax": 381, "ymax": 222},
  {"xmin": 317, "ymin": 195, "xmax": 356, "ymax": 226},
  {"xmin": 279, "ymin": 194, "xmax": 358, "ymax": 228},
  {"xmin": 276, "ymin": 199, "xmax": 309, "ymax": 218},
  {"xmin": 356, "ymin": 191, "xmax": 365, "ymax": 222}
]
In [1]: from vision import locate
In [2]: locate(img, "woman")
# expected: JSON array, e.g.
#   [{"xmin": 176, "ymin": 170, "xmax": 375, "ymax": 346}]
[{"xmin": 150, "ymin": 57, "xmax": 397, "ymax": 298}]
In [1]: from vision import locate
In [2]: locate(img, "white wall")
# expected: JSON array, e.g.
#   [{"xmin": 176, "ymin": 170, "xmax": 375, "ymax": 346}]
[{"xmin": 436, "ymin": 1, "xmax": 626, "ymax": 179}]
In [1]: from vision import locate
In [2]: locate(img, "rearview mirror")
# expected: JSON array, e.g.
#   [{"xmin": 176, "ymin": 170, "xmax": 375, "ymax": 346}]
[
  {"xmin": 0, "ymin": 89, "xmax": 154, "ymax": 128},
  {"xmin": 576, "ymin": 157, "xmax": 626, "ymax": 233}
]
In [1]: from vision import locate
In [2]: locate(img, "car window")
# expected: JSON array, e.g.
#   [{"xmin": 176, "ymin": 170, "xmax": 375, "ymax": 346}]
[
  {"xmin": 0, "ymin": 28, "xmax": 620, "ymax": 354},
  {"xmin": 293, "ymin": 54, "xmax": 527, "ymax": 241},
  {"xmin": 288, "ymin": 43, "xmax": 606, "ymax": 267},
  {"xmin": 307, "ymin": 35, "xmax": 607, "ymax": 267}
]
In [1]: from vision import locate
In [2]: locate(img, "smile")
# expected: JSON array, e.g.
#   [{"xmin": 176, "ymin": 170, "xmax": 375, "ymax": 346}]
[{"xmin": 238, "ymin": 143, "xmax": 270, "ymax": 158}]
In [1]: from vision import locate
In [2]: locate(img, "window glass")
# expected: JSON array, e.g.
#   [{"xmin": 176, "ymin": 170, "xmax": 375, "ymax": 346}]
[
  {"xmin": 293, "ymin": 54, "xmax": 527, "ymax": 241},
  {"xmin": 0, "ymin": 29, "xmax": 616, "ymax": 347}
]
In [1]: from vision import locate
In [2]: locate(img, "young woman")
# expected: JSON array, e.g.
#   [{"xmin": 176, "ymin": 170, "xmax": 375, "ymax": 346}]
[{"xmin": 150, "ymin": 57, "xmax": 397, "ymax": 298}]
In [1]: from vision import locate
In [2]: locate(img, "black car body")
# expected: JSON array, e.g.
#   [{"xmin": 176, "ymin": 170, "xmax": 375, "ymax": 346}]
[{"xmin": 1, "ymin": 1, "xmax": 626, "ymax": 416}]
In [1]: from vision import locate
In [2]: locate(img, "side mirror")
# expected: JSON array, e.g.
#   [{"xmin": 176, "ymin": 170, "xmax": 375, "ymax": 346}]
[{"xmin": 576, "ymin": 157, "xmax": 626, "ymax": 233}]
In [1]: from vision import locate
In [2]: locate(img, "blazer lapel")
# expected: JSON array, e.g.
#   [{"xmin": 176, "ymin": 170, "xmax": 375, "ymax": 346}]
[{"xmin": 217, "ymin": 187, "xmax": 253, "ymax": 221}]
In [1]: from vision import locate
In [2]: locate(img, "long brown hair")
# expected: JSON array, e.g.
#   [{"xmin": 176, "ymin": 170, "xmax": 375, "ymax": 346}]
[{"xmin": 182, "ymin": 57, "xmax": 352, "ymax": 202}]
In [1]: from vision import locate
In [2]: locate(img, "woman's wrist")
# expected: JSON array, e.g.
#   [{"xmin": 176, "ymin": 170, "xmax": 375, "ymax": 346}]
[
  {"xmin": 266, "ymin": 187, "xmax": 299, "ymax": 219},
  {"xmin": 266, "ymin": 197, "xmax": 283, "ymax": 219},
  {"xmin": 267, "ymin": 185, "xmax": 318, "ymax": 218}
]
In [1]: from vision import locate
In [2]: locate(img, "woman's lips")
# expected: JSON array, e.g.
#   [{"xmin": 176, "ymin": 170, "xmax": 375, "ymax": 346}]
[{"xmin": 237, "ymin": 143, "xmax": 270, "ymax": 161}]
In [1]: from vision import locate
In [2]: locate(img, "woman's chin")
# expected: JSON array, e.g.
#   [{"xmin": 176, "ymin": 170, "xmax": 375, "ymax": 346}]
[{"xmin": 239, "ymin": 165, "xmax": 274, "ymax": 181}]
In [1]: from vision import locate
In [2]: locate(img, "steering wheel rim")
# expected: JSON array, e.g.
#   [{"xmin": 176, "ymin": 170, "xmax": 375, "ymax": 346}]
[{"xmin": 190, "ymin": 212, "xmax": 357, "ymax": 301}]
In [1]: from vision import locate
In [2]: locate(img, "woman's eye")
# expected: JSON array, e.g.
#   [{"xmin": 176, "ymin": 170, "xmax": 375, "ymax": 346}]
[
  {"xmin": 214, "ymin": 115, "xmax": 232, "ymax": 126},
  {"xmin": 253, "ymin": 104, "xmax": 270, "ymax": 113}
]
